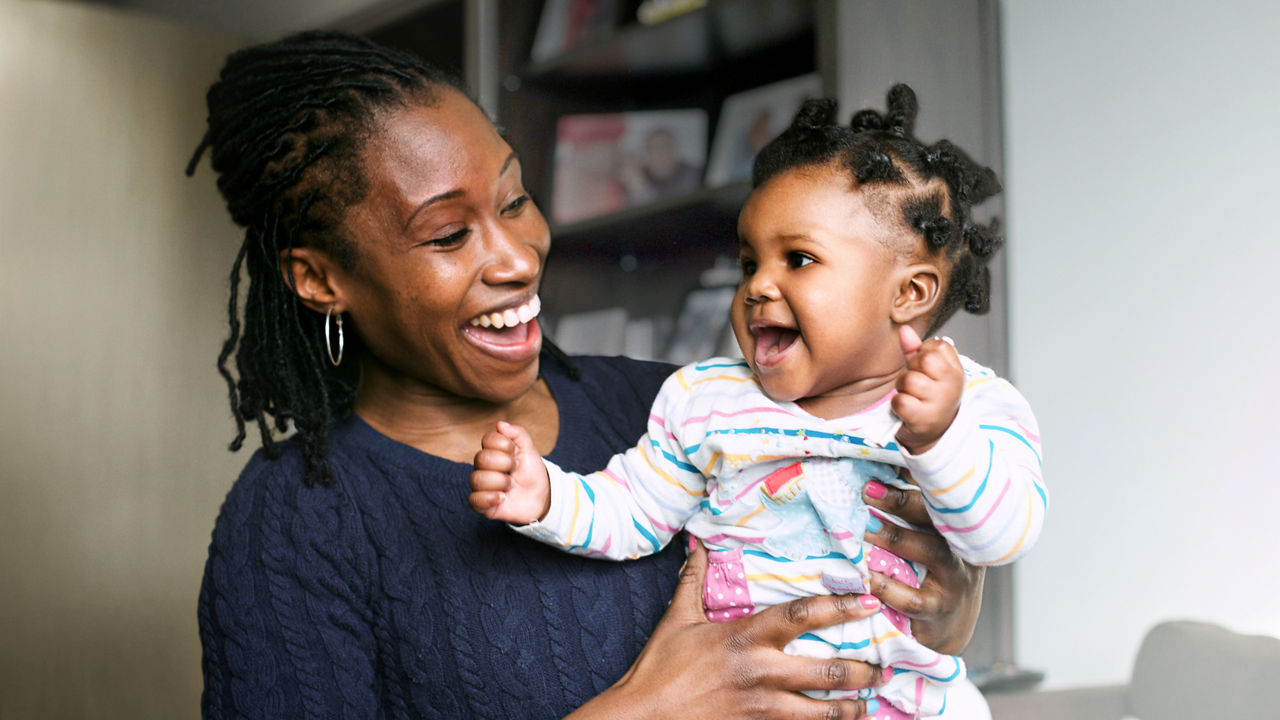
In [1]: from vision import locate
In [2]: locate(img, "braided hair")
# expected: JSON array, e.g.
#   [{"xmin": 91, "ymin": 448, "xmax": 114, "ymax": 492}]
[
  {"xmin": 187, "ymin": 31, "xmax": 464, "ymax": 486},
  {"xmin": 752, "ymin": 84, "xmax": 1003, "ymax": 334}
]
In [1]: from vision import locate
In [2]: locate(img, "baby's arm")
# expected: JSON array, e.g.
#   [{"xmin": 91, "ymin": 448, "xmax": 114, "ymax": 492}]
[
  {"xmin": 469, "ymin": 421, "xmax": 552, "ymax": 525},
  {"xmin": 892, "ymin": 326, "xmax": 1047, "ymax": 566},
  {"xmin": 471, "ymin": 369, "xmax": 708, "ymax": 560}
]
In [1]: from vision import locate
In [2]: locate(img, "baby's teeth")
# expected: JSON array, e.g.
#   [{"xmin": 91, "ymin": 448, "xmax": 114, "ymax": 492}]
[{"xmin": 502, "ymin": 309, "xmax": 519, "ymax": 327}]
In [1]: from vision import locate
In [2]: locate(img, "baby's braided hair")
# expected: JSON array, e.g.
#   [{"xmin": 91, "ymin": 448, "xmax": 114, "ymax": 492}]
[
  {"xmin": 187, "ymin": 31, "xmax": 463, "ymax": 486},
  {"xmin": 752, "ymin": 84, "xmax": 1003, "ymax": 333}
]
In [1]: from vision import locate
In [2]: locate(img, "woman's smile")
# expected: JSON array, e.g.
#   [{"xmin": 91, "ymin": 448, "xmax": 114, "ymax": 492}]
[{"xmin": 463, "ymin": 294, "xmax": 543, "ymax": 362}]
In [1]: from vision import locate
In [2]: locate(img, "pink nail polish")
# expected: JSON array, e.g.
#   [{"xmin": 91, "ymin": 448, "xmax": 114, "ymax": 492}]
[
  {"xmin": 865, "ymin": 481, "xmax": 887, "ymax": 499},
  {"xmin": 858, "ymin": 595, "xmax": 881, "ymax": 610},
  {"xmin": 881, "ymin": 667, "xmax": 894, "ymax": 681}
]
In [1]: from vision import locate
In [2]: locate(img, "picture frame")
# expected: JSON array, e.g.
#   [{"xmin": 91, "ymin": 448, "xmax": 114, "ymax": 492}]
[
  {"xmin": 530, "ymin": 0, "xmax": 626, "ymax": 63},
  {"xmin": 704, "ymin": 73, "xmax": 823, "ymax": 187},
  {"xmin": 550, "ymin": 108, "xmax": 708, "ymax": 225},
  {"xmin": 661, "ymin": 285, "xmax": 737, "ymax": 364}
]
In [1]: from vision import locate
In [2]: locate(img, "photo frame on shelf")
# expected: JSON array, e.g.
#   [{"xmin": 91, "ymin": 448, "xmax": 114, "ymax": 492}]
[
  {"xmin": 704, "ymin": 73, "xmax": 823, "ymax": 188},
  {"xmin": 661, "ymin": 285, "xmax": 737, "ymax": 365},
  {"xmin": 530, "ymin": 0, "xmax": 626, "ymax": 63},
  {"xmin": 550, "ymin": 108, "xmax": 708, "ymax": 225}
]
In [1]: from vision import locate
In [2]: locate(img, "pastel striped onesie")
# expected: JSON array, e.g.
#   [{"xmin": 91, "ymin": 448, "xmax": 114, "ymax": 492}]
[{"xmin": 516, "ymin": 356, "xmax": 1046, "ymax": 719}]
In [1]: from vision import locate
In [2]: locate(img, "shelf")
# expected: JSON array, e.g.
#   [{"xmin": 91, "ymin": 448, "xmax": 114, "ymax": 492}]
[
  {"xmin": 548, "ymin": 181, "xmax": 749, "ymax": 257},
  {"xmin": 521, "ymin": 0, "xmax": 813, "ymax": 81}
]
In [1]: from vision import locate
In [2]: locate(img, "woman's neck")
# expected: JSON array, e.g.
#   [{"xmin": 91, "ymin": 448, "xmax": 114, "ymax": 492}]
[{"xmin": 352, "ymin": 370, "xmax": 559, "ymax": 464}]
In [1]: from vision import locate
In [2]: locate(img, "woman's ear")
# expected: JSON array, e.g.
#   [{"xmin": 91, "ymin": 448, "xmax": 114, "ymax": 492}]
[
  {"xmin": 280, "ymin": 247, "xmax": 346, "ymax": 314},
  {"xmin": 890, "ymin": 263, "xmax": 942, "ymax": 326}
]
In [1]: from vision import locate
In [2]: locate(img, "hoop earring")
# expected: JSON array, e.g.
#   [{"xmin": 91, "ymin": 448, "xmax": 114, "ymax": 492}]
[{"xmin": 324, "ymin": 305, "xmax": 344, "ymax": 367}]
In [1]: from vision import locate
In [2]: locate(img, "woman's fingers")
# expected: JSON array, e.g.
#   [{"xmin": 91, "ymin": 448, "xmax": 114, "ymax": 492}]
[
  {"xmin": 865, "ymin": 513, "xmax": 960, "ymax": 572},
  {"xmin": 751, "ymin": 592, "xmax": 883, "ymax": 650},
  {"xmin": 864, "ymin": 480, "xmax": 931, "ymax": 527},
  {"xmin": 751, "ymin": 645, "xmax": 886, "ymax": 696}
]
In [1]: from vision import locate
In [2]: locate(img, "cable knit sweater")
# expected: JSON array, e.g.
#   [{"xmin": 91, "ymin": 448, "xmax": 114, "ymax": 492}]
[{"xmin": 198, "ymin": 353, "xmax": 685, "ymax": 719}]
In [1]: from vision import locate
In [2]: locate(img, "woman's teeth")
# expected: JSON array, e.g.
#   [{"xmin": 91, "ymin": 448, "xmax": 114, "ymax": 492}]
[{"xmin": 469, "ymin": 296, "xmax": 541, "ymax": 329}]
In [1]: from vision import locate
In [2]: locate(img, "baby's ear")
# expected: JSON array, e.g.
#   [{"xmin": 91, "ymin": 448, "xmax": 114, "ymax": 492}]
[{"xmin": 890, "ymin": 263, "xmax": 942, "ymax": 326}]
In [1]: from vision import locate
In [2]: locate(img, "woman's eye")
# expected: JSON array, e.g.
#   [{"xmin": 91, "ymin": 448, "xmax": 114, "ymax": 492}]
[
  {"xmin": 503, "ymin": 194, "xmax": 530, "ymax": 214},
  {"xmin": 788, "ymin": 252, "xmax": 814, "ymax": 269},
  {"xmin": 426, "ymin": 227, "xmax": 468, "ymax": 247}
]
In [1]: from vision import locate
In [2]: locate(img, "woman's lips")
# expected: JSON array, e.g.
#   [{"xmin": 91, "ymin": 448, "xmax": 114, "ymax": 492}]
[{"xmin": 463, "ymin": 295, "xmax": 543, "ymax": 362}]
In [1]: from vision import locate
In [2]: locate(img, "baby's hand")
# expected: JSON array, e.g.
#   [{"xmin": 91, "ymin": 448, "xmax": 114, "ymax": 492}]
[
  {"xmin": 892, "ymin": 325, "xmax": 964, "ymax": 455},
  {"xmin": 469, "ymin": 421, "xmax": 551, "ymax": 524}
]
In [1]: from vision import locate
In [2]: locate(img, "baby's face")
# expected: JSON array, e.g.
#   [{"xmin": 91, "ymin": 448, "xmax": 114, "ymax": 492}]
[{"xmin": 731, "ymin": 167, "xmax": 911, "ymax": 418}]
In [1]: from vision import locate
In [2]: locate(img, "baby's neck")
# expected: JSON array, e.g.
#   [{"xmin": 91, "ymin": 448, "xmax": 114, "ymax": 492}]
[{"xmin": 794, "ymin": 369, "xmax": 903, "ymax": 420}]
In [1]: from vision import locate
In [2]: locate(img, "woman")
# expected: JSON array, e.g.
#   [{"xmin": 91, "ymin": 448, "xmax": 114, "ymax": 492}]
[{"xmin": 191, "ymin": 31, "xmax": 985, "ymax": 719}]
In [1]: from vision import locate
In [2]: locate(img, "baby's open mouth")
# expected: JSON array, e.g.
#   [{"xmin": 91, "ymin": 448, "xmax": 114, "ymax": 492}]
[{"xmin": 754, "ymin": 325, "xmax": 799, "ymax": 365}]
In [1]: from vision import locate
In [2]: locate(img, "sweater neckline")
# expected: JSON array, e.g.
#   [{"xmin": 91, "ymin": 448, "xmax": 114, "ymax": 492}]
[{"xmin": 331, "ymin": 353, "xmax": 581, "ymax": 472}]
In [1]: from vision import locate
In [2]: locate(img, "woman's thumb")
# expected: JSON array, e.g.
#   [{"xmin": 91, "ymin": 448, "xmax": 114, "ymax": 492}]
[{"xmin": 666, "ymin": 534, "xmax": 710, "ymax": 624}]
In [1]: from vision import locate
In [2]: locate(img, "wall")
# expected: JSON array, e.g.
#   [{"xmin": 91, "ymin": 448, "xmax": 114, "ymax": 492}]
[
  {"xmin": 0, "ymin": 1, "xmax": 245, "ymax": 716},
  {"xmin": 1001, "ymin": 0, "xmax": 1280, "ymax": 689}
]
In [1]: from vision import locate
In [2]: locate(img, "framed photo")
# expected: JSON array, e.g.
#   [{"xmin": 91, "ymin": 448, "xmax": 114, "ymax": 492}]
[
  {"xmin": 662, "ymin": 285, "xmax": 737, "ymax": 364},
  {"xmin": 550, "ymin": 108, "xmax": 707, "ymax": 225},
  {"xmin": 530, "ymin": 0, "xmax": 625, "ymax": 63},
  {"xmin": 704, "ymin": 74, "xmax": 823, "ymax": 187}
]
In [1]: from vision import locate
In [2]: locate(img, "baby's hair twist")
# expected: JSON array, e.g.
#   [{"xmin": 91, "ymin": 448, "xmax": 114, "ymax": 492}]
[{"xmin": 753, "ymin": 83, "xmax": 1004, "ymax": 331}]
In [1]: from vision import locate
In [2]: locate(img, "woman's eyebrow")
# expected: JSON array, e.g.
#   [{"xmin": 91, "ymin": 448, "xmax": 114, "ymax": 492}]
[{"xmin": 404, "ymin": 152, "xmax": 521, "ymax": 230}]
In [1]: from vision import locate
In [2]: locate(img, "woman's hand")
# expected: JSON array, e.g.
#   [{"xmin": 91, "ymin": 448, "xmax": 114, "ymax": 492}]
[
  {"xmin": 570, "ymin": 539, "xmax": 887, "ymax": 720},
  {"xmin": 863, "ymin": 480, "xmax": 985, "ymax": 655}
]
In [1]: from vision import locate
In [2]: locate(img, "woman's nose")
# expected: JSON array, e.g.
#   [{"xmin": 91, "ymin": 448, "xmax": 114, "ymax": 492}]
[{"xmin": 483, "ymin": 226, "xmax": 542, "ymax": 285}]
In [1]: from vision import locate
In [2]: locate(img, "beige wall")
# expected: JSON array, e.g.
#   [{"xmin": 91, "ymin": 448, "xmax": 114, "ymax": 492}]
[{"xmin": 0, "ymin": 1, "xmax": 247, "ymax": 716}]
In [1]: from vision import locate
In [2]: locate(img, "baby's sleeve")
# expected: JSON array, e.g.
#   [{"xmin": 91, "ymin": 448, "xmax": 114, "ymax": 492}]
[
  {"xmin": 901, "ymin": 371, "xmax": 1047, "ymax": 565},
  {"xmin": 514, "ymin": 368, "xmax": 707, "ymax": 560}
]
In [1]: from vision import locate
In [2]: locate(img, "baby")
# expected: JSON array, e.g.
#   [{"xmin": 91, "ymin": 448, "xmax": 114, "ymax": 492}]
[{"xmin": 470, "ymin": 85, "xmax": 1046, "ymax": 719}]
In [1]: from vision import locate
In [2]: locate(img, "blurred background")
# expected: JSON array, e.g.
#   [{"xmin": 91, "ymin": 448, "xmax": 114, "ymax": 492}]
[{"xmin": 2, "ymin": 0, "xmax": 1278, "ymax": 716}]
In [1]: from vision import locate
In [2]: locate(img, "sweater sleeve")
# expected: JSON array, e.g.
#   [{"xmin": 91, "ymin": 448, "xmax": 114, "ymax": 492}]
[
  {"xmin": 199, "ymin": 453, "xmax": 379, "ymax": 720},
  {"xmin": 516, "ymin": 367, "xmax": 705, "ymax": 560},
  {"xmin": 901, "ymin": 370, "xmax": 1047, "ymax": 566}
]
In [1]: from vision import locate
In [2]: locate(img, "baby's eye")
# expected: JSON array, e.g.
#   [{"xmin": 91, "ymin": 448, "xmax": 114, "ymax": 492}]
[
  {"xmin": 737, "ymin": 257, "xmax": 757, "ymax": 276},
  {"xmin": 787, "ymin": 252, "xmax": 815, "ymax": 269}
]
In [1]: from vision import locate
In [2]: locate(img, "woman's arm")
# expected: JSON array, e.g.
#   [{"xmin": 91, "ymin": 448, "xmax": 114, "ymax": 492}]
[
  {"xmin": 568, "ymin": 539, "xmax": 885, "ymax": 720},
  {"xmin": 862, "ymin": 480, "xmax": 986, "ymax": 655}
]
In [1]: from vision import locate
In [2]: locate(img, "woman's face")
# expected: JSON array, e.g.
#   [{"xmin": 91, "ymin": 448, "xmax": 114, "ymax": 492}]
[{"xmin": 334, "ymin": 89, "xmax": 550, "ymax": 406}]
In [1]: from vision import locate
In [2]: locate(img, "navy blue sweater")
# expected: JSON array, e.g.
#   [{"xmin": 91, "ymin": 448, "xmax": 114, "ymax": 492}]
[{"xmin": 199, "ymin": 354, "xmax": 685, "ymax": 719}]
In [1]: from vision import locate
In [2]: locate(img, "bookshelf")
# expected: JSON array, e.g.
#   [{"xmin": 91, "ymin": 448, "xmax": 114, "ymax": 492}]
[{"xmin": 363, "ymin": 0, "xmax": 1025, "ymax": 685}]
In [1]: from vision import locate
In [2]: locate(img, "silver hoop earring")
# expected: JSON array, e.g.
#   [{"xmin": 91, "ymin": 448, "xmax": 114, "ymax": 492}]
[{"xmin": 325, "ymin": 305, "xmax": 344, "ymax": 366}]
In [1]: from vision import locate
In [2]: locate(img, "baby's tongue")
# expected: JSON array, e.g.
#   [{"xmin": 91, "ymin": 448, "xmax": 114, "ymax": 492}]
[{"xmin": 754, "ymin": 326, "xmax": 798, "ymax": 365}]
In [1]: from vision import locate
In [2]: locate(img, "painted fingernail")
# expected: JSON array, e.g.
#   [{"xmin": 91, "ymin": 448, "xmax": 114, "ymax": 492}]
[
  {"xmin": 866, "ymin": 516, "xmax": 883, "ymax": 533},
  {"xmin": 858, "ymin": 595, "xmax": 881, "ymax": 610},
  {"xmin": 686, "ymin": 534, "xmax": 697, "ymax": 552},
  {"xmin": 865, "ymin": 698, "xmax": 880, "ymax": 714},
  {"xmin": 865, "ymin": 481, "xmax": 887, "ymax": 499},
  {"xmin": 881, "ymin": 667, "xmax": 894, "ymax": 681}
]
